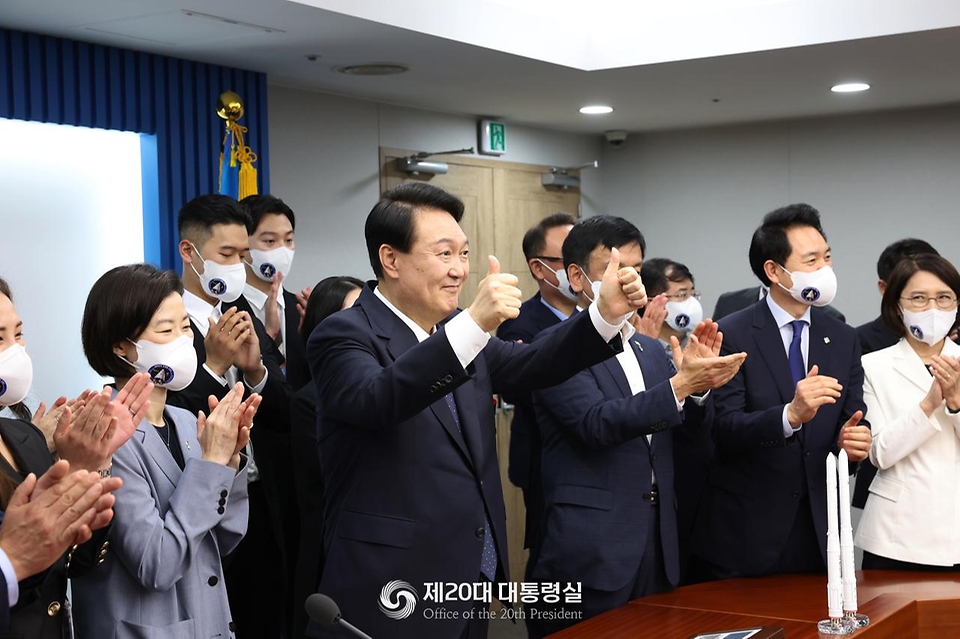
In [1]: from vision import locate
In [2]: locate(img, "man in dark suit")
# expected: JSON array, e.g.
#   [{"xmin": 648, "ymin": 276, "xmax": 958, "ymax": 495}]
[
  {"xmin": 497, "ymin": 211, "xmax": 576, "ymax": 591},
  {"xmin": 241, "ymin": 194, "xmax": 310, "ymax": 391},
  {"xmin": 307, "ymin": 183, "xmax": 647, "ymax": 639},
  {"xmin": 239, "ymin": 194, "xmax": 307, "ymax": 634},
  {"xmin": 693, "ymin": 204, "xmax": 871, "ymax": 579},
  {"xmin": 851, "ymin": 238, "xmax": 940, "ymax": 510},
  {"xmin": 169, "ymin": 194, "xmax": 292, "ymax": 639},
  {"xmin": 529, "ymin": 217, "xmax": 742, "ymax": 637},
  {"xmin": 714, "ymin": 285, "xmax": 847, "ymax": 323}
]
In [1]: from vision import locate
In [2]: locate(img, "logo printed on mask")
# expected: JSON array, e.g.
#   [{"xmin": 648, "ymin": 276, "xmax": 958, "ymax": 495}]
[
  {"xmin": 0, "ymin": 379, "xmax": 6, "ymax": 397},
  {"xmin": 801, "ymin": 287, "xmax": 821, "ymax": 303},
  {"xmin": 147, "ymin": 364, "xmax": 175, "ymax": 386},
  {"xmin": 259, "ymin": 263, "xmax": 277, "ymax": 279},
  {"xmin": 910, "ymin": 325, "xmax": 924, "ymax": 340},
  {"xmin": 676, "ymin": 314, "xmax": 691, "ymax": 329},
  {"xmin": 379, "ymin": 580, "xmax": 418, "ymax": 620},
  {"xmin": 208, "ymin": 278, "xmax": 227, "ymax": 296}
]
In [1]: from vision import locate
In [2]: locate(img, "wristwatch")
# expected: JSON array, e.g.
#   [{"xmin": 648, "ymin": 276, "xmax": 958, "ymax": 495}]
[{"xmin": 98, "ymin": 465, "xmax": 112, "ymax": 478}]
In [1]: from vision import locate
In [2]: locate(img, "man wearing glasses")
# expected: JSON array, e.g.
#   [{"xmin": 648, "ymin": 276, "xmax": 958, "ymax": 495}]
[
  {"xmin": 497, "ymin": 212, "xmax": 577, "ymax": 616},
  {"xmin": 640, "ymin": 258, "xmax": 704, "ymax": 355}
]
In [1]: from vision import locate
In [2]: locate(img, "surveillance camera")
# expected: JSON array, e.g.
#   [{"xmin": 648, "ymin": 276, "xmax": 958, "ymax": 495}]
[{"xmin": 605, "ymin": 130, "xmax": 627, "ymax": 147}]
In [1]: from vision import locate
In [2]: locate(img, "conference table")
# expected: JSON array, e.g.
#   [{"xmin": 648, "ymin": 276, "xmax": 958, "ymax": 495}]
[{"xmin": 550, "ymin": 571, "xmax": 960, "ymax": 638}]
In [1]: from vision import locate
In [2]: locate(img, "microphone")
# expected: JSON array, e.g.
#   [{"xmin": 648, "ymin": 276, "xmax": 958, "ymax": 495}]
[{"xmin": 305, "ymin": 593, "xmax": 374, "ymax": 639}]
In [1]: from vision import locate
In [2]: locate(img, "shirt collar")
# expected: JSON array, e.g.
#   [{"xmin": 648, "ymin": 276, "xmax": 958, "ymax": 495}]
[
  {"xmin": 540, "ymin": 296, "xmax": 571, "ymax": 321},
  {"xmin": 183, "ymin": 289, "xmax": 220, "ymax": 330},
  {"xmin": 374, "ymin": 286, "xmax": 432, "ymax": 343},
  {"xmin": 243, "ymin": 283, "xmax": 286, "ymax": 312},
  {"xmin": 765, "ymin": 291, "xmax": 811, "ymax": 329}
]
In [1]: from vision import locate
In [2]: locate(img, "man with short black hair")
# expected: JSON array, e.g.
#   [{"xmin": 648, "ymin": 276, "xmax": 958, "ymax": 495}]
[
  {"xmin": 528, "ymin": 216, "xmax": 742, "ymax": 636},
  {"xmin": 172, "ymin": 193, "xmax": 292, "ymax": 639},
  {"xmin": 497, "ymin": 211, "xmax": 576, "ymax": 593},
  {"xmin": 308, "ymin": 184, "xmax": 647, "ymax": 639},
  {"xmin": 241, "ymin": 194, "xmax": 310, "ymax": 391},
  {"xmin": 693, "ymin": 204, "xmax": 871, "ymax": 580}
]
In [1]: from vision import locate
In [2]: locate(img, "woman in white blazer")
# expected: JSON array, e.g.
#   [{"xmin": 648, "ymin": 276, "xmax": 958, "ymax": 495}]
[
  {"xmin": 72, "ymin": 264, "xmax": 261, "ymax": 638},
  {"xmin": 855, "ymin": 253, "xmax": 960, "ymax": 570}
]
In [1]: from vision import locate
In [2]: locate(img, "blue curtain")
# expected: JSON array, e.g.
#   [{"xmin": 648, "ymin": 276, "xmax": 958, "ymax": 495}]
[{"xmin": 0, "ymin": 27, "xmax": 270, "ymax": 270}]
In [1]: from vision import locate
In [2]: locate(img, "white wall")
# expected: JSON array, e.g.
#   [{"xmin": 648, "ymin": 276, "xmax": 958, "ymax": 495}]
[
  {"xmin": 0, "ymin": 118, "xmax": 144, "ymax": 402},
  {"xmin": 268, "ymin": 84, "xmax": 603, "ymax": 292},
  {"xmin": 600, "ymin": 105, "xmax": 960, "ymax": 327}
]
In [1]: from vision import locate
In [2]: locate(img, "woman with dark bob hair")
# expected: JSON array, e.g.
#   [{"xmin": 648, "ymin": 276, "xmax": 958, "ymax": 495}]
[
  {"xmin": 855, "ymin": 253, "xmax": 960, "ymax": 570},
  {"xmin": 72, "ymin": 263, "xmax": 261, "ymax": 638},
  {"xmin": 290, "ymin": 275, "xmax": 362, "ymax": 639}
]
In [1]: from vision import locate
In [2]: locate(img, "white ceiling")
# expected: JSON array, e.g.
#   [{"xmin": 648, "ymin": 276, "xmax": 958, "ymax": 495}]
[{"xmin": 4, "ymin": 0, "xmax": 960, "ymax": 134}]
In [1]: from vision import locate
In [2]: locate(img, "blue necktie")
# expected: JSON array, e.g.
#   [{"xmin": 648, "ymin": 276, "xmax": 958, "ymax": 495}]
[
  {"xmin": 788, "ymin": 319, "xmax": 807, "ymax": 386},
  {"xmin": 444, "ymin": 392, "xmax": 498, "ymax": 581}
]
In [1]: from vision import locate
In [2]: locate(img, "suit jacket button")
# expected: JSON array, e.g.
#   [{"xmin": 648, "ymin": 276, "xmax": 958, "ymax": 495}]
[
  {"xmin": 792, "ymin": 491, "xmax": 800, "ymax": 498},
  {"xmin": 217, "ymin": 506, "xmax": 226, "ymax": 515},
  {"xmin": 229, "ymin": 621, "xmax": 237, "ymax": 632},
  {"xmin": 444, "ymin": 374, "xmax": 453, "ymax": 383},
  {"xmin": 47, "ymin": 601, "xmax": 61, "ymax": 616},
  {"xmin": 221, "ymin": 490, "xmax": 228, "ymax": 499},
  {"xmin": 208, "ymin": 576, "xmax": 219, "ymax": 587},
  {"xmin": 475, "ymin": 527, "xmax": 485, "ymax": 538}
]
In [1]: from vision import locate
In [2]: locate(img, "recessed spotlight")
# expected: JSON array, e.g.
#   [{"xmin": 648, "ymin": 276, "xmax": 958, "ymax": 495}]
[
  {"xmin": 580, "ymin": 105, "xmax": 614, "ymax": 115},
  {"xmin": 336, "ymin": 64, "xmax": 409, "ymax": 76},
  {"xmin": 831, "ymin": 83, "xmax": 870, "ymax": 93}
]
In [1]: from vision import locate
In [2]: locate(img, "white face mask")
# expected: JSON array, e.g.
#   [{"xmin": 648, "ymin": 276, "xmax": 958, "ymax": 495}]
[
  {"xmin": 901, "ymin": 307, "xmax": 957, "ymax": 346},
  {"xmin": 778, "ymin": 264, "xmax": 838, "ymax": 307},
  {"xmin": 0, "ymin": 344, "xmax": 33, "ymax": 406},
  {"xmin": 665, "ymin": 297, "xmax": 703, "ymax": 334},
  {"xmin": 120, "ymin": 335, "xmax": 198, "ymax": 392},
  {"xmin": 189, "ymin": 243, "xmax": 246, "ymax": 303},
  {"xmin": 578, "ymin": 267, "xmax": 602, "ymax": 304},
  {"xmin": 248, "ymin": 247, "xmax": 295, "ymax": 283},
  {"xmin": 535, "ymin": 259, "xmax": 578, "ymax": 303}
]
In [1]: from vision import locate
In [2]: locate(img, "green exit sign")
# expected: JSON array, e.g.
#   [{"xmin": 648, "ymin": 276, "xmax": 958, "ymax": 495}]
[{"xmin": 479, "ymin": 119, "xmax": 506, "ymax": 156}]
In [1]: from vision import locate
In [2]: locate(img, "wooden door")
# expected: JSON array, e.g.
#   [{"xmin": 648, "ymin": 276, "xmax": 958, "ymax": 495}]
[{"xmin": 380, "ymin": 148, "xmax": 581, "ymax": 584}]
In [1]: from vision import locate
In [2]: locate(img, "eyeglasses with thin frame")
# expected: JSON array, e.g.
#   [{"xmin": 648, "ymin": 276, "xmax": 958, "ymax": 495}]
[
  {"xmin": 665, "ymin": 290, "xmax": 702, "ymax": 302},
  {"xmin": 900, "ymin": 293, "xmax": 958, "ymax": 310}
]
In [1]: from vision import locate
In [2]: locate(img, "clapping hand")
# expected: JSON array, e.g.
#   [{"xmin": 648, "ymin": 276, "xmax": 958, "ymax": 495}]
[
  {"xmin": 635, "ymin": 294, "xmax": 667, "ymax": 340},
  {"xmin": 197, "ymin": 384, "xmax": 261, "ymax": 469},
  {"xmin": 53, "ymin": 374, "xmax": 154, "ymax": 472},
  {"xmin": 838, "ymin": 410, "xmax": 871, "ymax": 462}
]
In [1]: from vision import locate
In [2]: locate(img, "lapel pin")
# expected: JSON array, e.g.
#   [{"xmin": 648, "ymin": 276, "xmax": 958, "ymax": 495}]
[
  {"xmin": 824, "ymin": 337, "xmax": 831, "ymax": 344},
  {"xmin": 185, "ymin": 441, "xmax": 191, "ymax": 450}
]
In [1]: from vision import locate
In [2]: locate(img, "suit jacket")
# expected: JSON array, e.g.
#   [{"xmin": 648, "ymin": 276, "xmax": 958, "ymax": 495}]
[
  {"xmin": 714, "ymin": 286, "xmax": 846, "ymax": 323},
  {"xmin": 72, "ymin": 405, "xmax": 248, "ymax": 639},
  {"xmin": 693, "ymin": 300, "xmax": 865, "ymax": 577},
  {"xmin": 306, "ymin": 283, "xmax": 620, "ymax": 639},
  {"xmin": 855, "ymin": 338, "xmax": 960, "ymax": 565},
  {"xmin": 289, "ymin": 383, "xmax": 325, "ymax": 639},
  {"xmin": 850, "ymin": 315, "xmax": 899, "ymax": 509},
  {"xmin": 167, "ymin": 294, "xmax": 292, "ymax": 433},
  {"xmin": 282, "ymin": 289, "xmax": 311, "ymax": 392},
  {"xmin": 532, "ymin": 330, "xmax": 710, "ymax": 594},
  {"xmin": 0, "ymin": 418, "xmax": 62, "ymax": 639},
  {"xmin": 497, "ymin": 293, "xmax": 564, "ymax": 557}
]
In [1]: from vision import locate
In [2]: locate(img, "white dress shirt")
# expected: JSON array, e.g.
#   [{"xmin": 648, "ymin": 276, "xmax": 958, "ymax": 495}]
[
  {"xmin": 765, "ymin": 293, "xmax": 812, "ymax": 438},
  {"xmin": 243, "ymin": 283, "xmax": 288, "ymax": 360}
]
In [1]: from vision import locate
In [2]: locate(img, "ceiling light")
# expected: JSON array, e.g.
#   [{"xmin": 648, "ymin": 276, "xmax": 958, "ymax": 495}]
[
  {"xmin": 336, "ymin": 64, "xmax": 409, "ymax": 76},
  {"xmin": 831, "ymin": 83, "xmax": 870, "ymax": 93},
  {"xmin": 579, "ymin": 105, "xmax": 613, "ymax": 115}
]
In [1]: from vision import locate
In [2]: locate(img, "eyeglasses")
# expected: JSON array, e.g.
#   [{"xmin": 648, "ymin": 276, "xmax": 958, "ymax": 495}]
[
  {"xmin": 665, "ymin": 290, "xmax": 701, "ymax": 302},
  {"xmin": 900, "ymin": 293, "xmax": 958, "ymax": 310},
  {"xmin": 533, "ymin": 256, "xmax": 564, "ymax": 263}
]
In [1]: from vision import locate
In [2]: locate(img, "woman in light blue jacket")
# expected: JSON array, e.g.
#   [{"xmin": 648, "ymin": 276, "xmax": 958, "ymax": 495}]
[{"xmin": 73, "ymin": 264, "xmax": 260, "ymax": 638}]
